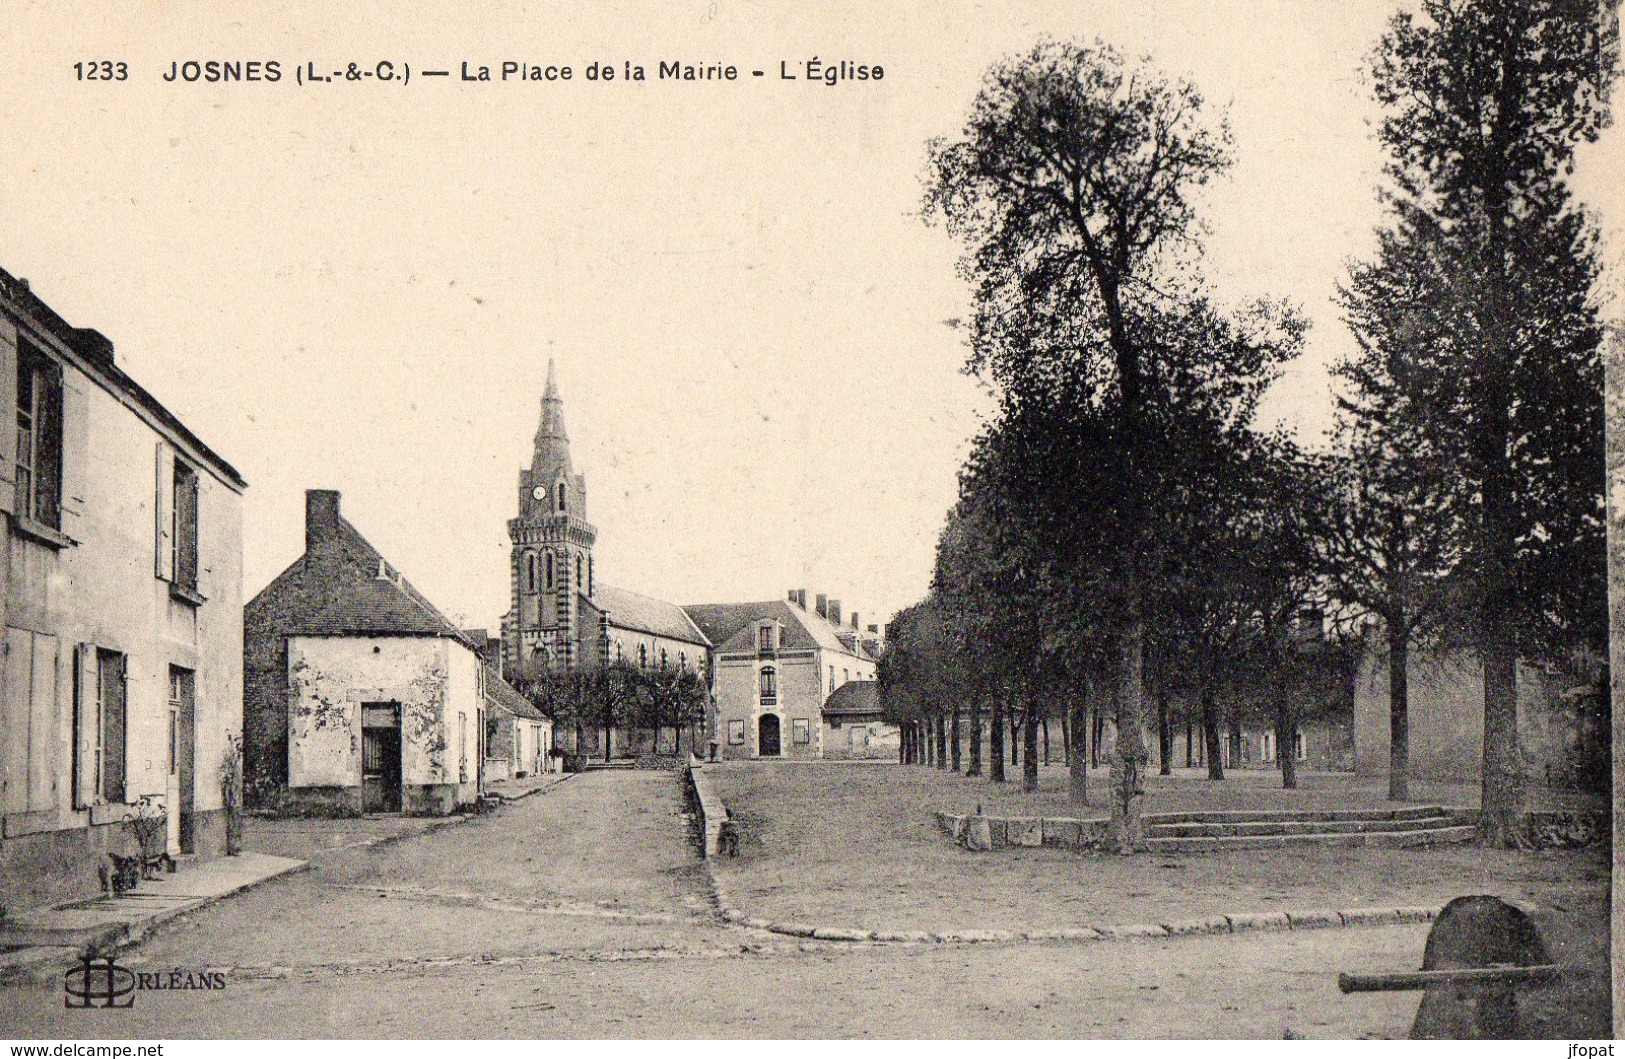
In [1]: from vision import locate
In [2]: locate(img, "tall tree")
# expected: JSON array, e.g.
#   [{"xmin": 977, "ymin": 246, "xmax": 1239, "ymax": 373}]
[
  {"xmin": 1360, "ymin": 0, "xmax": 1615, "ymax": 843},
  {"xmin": 925, "ymin": 40, "xmax": 1234, "ymax": 848}
]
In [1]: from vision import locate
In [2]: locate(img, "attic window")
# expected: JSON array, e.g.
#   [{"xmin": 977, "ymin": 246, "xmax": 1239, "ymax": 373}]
[{"xmin": 555, "ymin": 482, "xmax": 567, "ymax": 513}]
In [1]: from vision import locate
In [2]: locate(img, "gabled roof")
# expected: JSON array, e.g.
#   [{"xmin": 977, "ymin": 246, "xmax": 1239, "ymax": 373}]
[
  {"xmin": 289, "ymin": 572, "xmax": 467, "ymax": 640},
  {"xmin": 249, "ymin": 504, "xmax": 475, "ymax": 651},
  {"xmin": 485, "ymin": 668, "xmax": 547, "ymax": 723},
  {"xmin": 683, "ymin": 600, "xmax": 864, "ymax": 657},
  {"xmin": 823, "ymin": 680, "xmax": 880, "ymax": 718},
  {"xmin": 591, "ymin": 583, "xmax": 711, "ymax": 646}
]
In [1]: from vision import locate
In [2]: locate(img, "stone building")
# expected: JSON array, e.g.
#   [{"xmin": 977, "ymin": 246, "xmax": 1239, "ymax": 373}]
[
  {"xmin": 820, "ymin": 680, "xmax": 900, "ymax": 760},
  {"xmin": 0, "ymin": 268, "xmax": 245, "ymax": 914},
  {"xmin": 499, "ymin": 362, "xmax": 711, "ymax": 758},
  {"xmin": 685, "ymin": 591, "xmax": 878, "ymax": 760},
  {"xmin": 484, "ymin": 667, "xmax": 552, "ymax": 781},
  {"xmin": 244, "ymin": 490, "xmax": 484, "ymax": 814}
]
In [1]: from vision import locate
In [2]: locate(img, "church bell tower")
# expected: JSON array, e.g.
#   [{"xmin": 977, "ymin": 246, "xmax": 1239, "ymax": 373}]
[{"xmin": 504, "ymin": 359, "xmax": 597, "ymax": 680}]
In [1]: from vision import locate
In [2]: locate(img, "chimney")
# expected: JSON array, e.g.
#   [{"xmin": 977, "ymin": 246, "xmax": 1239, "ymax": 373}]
[
  {"xmin": 828, "ymin": 599, "xmax": 842, "ymax": 626},
  {"xmin": 788, "ymin": 588, "xmax": 807, "ymax": 609},
  {"xmin": 851, "ymin": 612, "xmax": 860, "ymax": 629},
  {"xmin": 815, "ymin": 593, "xmax": 828, "ymax": 619},
  {"xmin": 867, "ymin": 624, "xmax": 879, "ymax": 635},
  {"xmin": 305, "ymin": 489, "xmax": 342, "ymax": 553}
]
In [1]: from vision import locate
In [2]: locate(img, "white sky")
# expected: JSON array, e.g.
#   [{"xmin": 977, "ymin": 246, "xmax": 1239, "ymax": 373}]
[{"xmin": 1, "ymin": 1, "xmax": 1620, "ymax": 631}]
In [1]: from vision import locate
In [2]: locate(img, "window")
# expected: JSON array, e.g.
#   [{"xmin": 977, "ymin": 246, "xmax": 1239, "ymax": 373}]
[
  {"xmin": 576, "ymin": 554, "xmax": 583, "ymax": 587},
  {"xmin": 545, "ymin": 553, "xmax": 555, "ymax": 590},
  {"xmin": 638, "ymin": 644, "xmax": 648, "ymax": 668},
  {"xmin": 759, "ymin": 666, "xmax": 776, "ymax": 703},
  {"xmin": 555, "ymin": 481, "xmax": 566, "ymax": 513},
  {"xmin": 171, "ymin": 460, "xmax": 200, "ymax": 595},
  {"xmin": 587, "ymin": 555, "xmax": 594, "ymax": 596},
  {"xmin": 758, "ymin": 625, "xmax": 774, "ymax": 653},
  {"xmin": 793, "ymin": 718, "xmax": 810, "ymax": 745},
  {"xmin": 843, "ymin": 669, "xmax": 849, "ymax": 685},
  {"xmin": 660, "ymin": 648, "xmax": 668, "ymax": 669},
  {"xmin": 728, "ymin": 719, "xmax": 745, "ymax": 745},
  {"xmin": 1260, "ymin": 731, "xmax": 1275, "ymax": 763},
  {"xmin": 14, "ymin": 342, "xmax": 63, "ymax": 530},
  {"xmin": 678, "ymin": 651, "xmax": 686, "ymax": 671},
  {"xmin": 829, "ymin": 665, "xmax": 834, "ymax": 688},
  {"xmin": 525, "ymin": 552, "xmax": 536, "ymax": 592},
  {"xmin": 1295, "ymin": 730, "xmax": 1307, "ymax": 761}
]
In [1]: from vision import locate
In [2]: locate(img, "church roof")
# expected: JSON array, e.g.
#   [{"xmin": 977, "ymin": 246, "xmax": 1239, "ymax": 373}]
[
  {"xmin": 683, "ymin": 600, "xmax": 861, "ymax": 656},
  {"xmin": 590, "ymin": 583, "xmax": 712, "ymax": 646}
]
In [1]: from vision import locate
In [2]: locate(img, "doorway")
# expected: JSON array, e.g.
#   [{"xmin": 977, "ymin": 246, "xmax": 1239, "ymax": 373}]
[
  {"xmin": 757, "ymin": 713, "xmax": 781, "ymax": 758},
  {"xmin": 167, "ymin": 667, "xmax": 195, "ymax": 855},
  {"xmin": 361, "ymin": 703, "xmax": 402, "ymax": 813}
]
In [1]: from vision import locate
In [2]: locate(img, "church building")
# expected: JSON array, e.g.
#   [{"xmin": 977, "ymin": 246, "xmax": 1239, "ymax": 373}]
[{"xmin": 499, "ymin": 362, "xmax": 711, "ymax": 757}]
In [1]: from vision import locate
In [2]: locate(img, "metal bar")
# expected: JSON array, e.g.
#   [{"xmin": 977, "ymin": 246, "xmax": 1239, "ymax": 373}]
[{"xmin": 1339, "ymin": 965, "xmax": 1561, "ymax": 993}]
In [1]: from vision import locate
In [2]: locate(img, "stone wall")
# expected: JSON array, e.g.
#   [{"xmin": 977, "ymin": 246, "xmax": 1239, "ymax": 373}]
[
  {"xmin": 686, "ymin": 756, "xmax": 727, "ymax": 857},
  {"xmin": 935, "ymin": 810, "xmax": 1111, "ymax": 852}
]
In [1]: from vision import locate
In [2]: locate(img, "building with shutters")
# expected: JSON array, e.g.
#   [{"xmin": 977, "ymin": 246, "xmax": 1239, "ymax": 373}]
[{"xmin": 0, "ymin": 268, "xmax": 246, "ymax": 915}]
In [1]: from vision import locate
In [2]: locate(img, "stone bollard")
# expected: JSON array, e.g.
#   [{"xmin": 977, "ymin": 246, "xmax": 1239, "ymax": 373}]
[{"xmin": 964, "ymin": 814, "xmax": 993, "ymax": 852}]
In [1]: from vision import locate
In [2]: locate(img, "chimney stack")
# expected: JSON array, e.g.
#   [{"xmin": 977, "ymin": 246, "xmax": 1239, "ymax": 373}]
[
  {"xmin": 305, "ymin": 489, "xmax": 342, "ymax": 553},
  {"xmin": 828, "ymin": 599, "xmax": 842, "ymax": 626},
  {"xmin": 815, "ymin": 593, "xmax": 828, "ymax": 619},
  {"xmin": 788, "ymin": 588, "xmax": 808, "ymax": 609},
  {"xmin": 851, "ymin": 612, "xmax": 860, "ymax": 629}
]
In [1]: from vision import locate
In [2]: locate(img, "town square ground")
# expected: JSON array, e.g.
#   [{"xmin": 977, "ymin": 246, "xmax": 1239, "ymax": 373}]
[{"xmin": 0, "ymin": 766, "xmax": 1608, "ymax": 1039}]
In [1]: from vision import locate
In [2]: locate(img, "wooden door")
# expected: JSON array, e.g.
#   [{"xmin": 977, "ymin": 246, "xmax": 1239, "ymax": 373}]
[{"xmin": 757, "ymin": 713, "xmax": 780, "ymax": 757}]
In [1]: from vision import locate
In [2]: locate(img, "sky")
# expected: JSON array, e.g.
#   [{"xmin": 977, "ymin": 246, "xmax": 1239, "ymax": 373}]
[{"xmin": 0, "ymin": 1, "xmax": 1620, "ymax": 632}]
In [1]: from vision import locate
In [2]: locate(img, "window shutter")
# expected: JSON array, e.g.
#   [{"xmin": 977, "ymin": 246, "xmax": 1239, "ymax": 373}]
[
  {"xmin": 155, "ymin": 440, "xmax": 175, "ymax": 580},
  {"xmin": 2, "ymin": 628, "xmax": 31, "ymax": 813},
  {"xmin": 58, "ymin": 379, "xmax": 89, "ymax": 528},
  {"xmin": 27, "ymin": 632, "xmax": 58, "ymax": 810},
  {"xmin": 0, "ymin": 318, "xmax": 15, "ymax": 516},
  {"xmin": 73, "ymin": 643, "xmax": 99, "ymax": 808}
]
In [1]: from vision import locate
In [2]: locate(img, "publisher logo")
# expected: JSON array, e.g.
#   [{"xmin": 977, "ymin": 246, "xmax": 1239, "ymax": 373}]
[{"xmin": 63, "ymin": 956, "xmax": 135, "ymax": 1009}]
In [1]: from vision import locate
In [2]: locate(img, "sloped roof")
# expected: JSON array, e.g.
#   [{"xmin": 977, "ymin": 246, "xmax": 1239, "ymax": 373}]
[
  {"xmin": 485, "ymin": 668, "xmax": 548, "ymax": 722},
  {"xmin": 823, "ymin": 680, "xmax": 880, "ymax": 718},
  {"xmin": 683, "ymin": 600, "xmax": 863, "ymax": 657},
  {"xmin": 289, "ymin": 573, "xmax": 467, "ymax": 640},
  {"xmin": 256, "ymin": 507, "xmax": 475, "ymax": 650},
  {"xmin": 591, "ymin": 583, "xmax": 711, "ymax": 646}
]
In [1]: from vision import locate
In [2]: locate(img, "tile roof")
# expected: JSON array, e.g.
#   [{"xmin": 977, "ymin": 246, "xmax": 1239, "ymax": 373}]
[
  {"xmin": 823, "ymin": 680, "xmax": 880, "ymax": 718},
  {"xmin": 683, "ymin": 600, "xmax": 865, "ymax": 657},
  {"xmin": 591, "ymin": 583, "xmax": 711, "ymax": 646},
  {"xmin": 485, "ymin": 668, "xmax": 548, "ymax": 722},
  {"xmin": 288, "ymin": 573, "xmax": 468, "ymax": 640}
]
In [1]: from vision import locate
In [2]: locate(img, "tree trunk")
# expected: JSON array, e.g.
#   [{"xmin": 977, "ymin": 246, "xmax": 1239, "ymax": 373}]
[
  {"xmin": 1091, "ymin": 705, "xmax": 1104, "ymax": 769},
  {"xmin": 950, "ymin": 708, "xmax": 962, "ymax": 772},
  {"xmin": 968, "ymin": 698, "xmax": 983, "ymax": 777},
  {"xmin": 936, "ymin": 714, "xmax": 948, "ymax": 770},
  {"xmin": 1185, "ymin": 721, "xmax": 1194, "ymax": 769},
  {"xmin": 1059, "ymin": 709, "xmax": 1070, "ymax": 767},
  {"xmin": 1009, "ymin": 707, "xmax": 1020, "ymax": 768},
  {"xmin": 1200, "ymin": 682, "xmax": 1224, "ymax": 781},
  {"xmin": 1275, "ymin": 703, "xmax": 1298, "ymax": 790},
  {"xmin": 1023, "ymin": 702, "xmax": 1039, "ymax": 792},
  {"xmin": 1109, "ymin": 603, "xmax": 1149, "ymax": 853},
  {"xmin": 1068, "ymin": 691, "xmax": 1088, "ymax": 806},
  {"xmin": 1156, "ymin": 685, "xmax": 1172, "ymax": 777},
  {"xmin": 989, "ymin": 698, "xmax": 1006, "ymax": 783},
  {"xmin": 1388, "ymin": 619, "xmax": 1410, "ymax": 801}
]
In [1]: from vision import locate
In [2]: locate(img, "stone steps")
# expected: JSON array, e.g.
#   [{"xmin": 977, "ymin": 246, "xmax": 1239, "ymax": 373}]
[
  {"xmin": 1145, "ymin": 814, "xmax": 1465, "ymax": 839},
  {"xmin": 1144, "ymin": 824, "xmax": 1478, "ymax": 854}
]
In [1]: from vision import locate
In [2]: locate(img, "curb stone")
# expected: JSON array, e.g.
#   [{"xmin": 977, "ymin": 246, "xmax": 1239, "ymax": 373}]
[
  {"xmin": 1226, "ymin": 911, "xmax": 1292, "ymax": 932},
  {"xmin": 1094, "ymin": 922, "xmax": 1171, "ymax": 939},
  {"xmin": 1160, "ymin": 915, "xmax": 1231, "ymax": 936},
  {"xmin": 1286, "ymin": 909, "xmax": 1342, "ymax": 930}
]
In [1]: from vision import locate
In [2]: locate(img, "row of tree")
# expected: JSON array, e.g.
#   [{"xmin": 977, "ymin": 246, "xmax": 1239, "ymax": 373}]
[
  {"xmin": 882, "ymin": 0, "xmax": 1615, "ymax": 851},
  {"xmin": 513, "ymin": 659, "xmax": 709, "ymax": 762}
]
